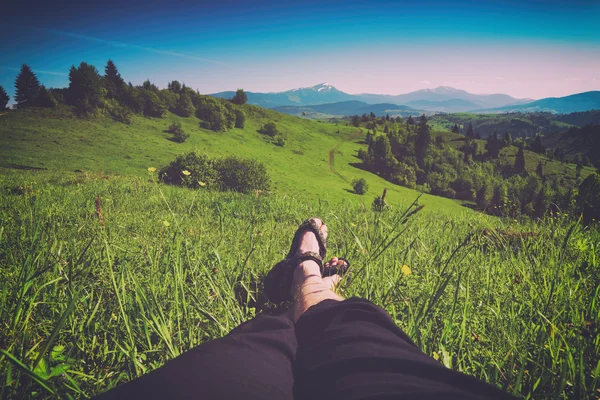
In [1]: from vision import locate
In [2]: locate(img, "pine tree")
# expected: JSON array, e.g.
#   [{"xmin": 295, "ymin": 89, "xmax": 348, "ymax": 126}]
[
  {"xmin": 466, "ymin": 123, "xmax": 474, "ymax": 141},
  {"xmin": 503, "ymin": 132, "xmax": 512, "ymax": 147},
  {"xmin": 532, "ymin": 134, "xmax": 545, "ymax": 154},
  {"xmin": 0, "ymin": 85, "xmax": 9, "ymax": 110},
  {"xmin": 536, "ymin": 161, "xmax": 544, "ymax": 178},
  {"xmin": 451, "ymin": 124, "xmax": 460, "ymax": 134},
  {"xmin": 415, "ymin": 115, "xmax": 431, "ymax": 168},
  {"xmin": 514, "ymin": 145, "xmax": 526, "ymax": 174},
  {"xmin": 14, "ymin": 64, "xmax": 40, "ymax": 109},
  {"xmin": 104, "ymin": 60, "xmax": 124, "ymax": 99}
]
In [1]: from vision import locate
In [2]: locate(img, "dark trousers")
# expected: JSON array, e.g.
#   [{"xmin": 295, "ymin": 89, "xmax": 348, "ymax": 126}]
[{"xmin": 97, "ymin": 298, "xmax": 513, "ymax": 399}]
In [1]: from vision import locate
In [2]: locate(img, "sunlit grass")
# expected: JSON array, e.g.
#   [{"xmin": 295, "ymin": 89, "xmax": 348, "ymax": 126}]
[{"xmin": 0, "ymin": 169, "xmax": 598, "ymax": 398}]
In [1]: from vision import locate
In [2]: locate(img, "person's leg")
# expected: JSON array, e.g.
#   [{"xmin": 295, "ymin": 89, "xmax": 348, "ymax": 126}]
[
  {"xmin": 290, "ymin": 259, "xmax": 515, "ymax": 400},
  {"xmin": 96, "ymin": 219, "xmax": 331, "ymax": 400},
  {"xmin": 95, "ymin": 311, "xmax": 297, "ymax": 399}
]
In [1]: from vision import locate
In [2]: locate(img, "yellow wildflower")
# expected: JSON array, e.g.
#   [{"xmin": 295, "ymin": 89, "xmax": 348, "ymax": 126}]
[
  {"xmin": 198, "ymin": 181, "xmax": 207, "ymax": 187},
  {"xmin": 182, "ymin": 170, "xmax": 191, "ymax": 176},
  {"xmin": 401, "ymin": 264, "xmax": 411, "ymax": 276},
  {"xmin": 432, "ymin": 352, "xmax": 439, "ymax": 361},
  {"xmin": 163, "ymin": 221, "xmax": 170, "ymax": 227},
  {"xmin": 147, "ymin": 167, "xmax": 157, "ymax": 173}
]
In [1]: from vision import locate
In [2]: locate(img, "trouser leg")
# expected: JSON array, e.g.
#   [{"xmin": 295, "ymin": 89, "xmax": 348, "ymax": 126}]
[
  {"xmin": 96, "ymin": 312, "xmax": 297, "ymax": 399},
  {"xmin": 293, "ymin": 298, "xmax": 514, "ymax": 400}
]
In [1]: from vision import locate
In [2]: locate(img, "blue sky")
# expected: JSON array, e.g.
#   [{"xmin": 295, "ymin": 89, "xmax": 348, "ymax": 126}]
[{"xmin": 1, "ymin": 0, "xmax": 599, "ymax": 100}]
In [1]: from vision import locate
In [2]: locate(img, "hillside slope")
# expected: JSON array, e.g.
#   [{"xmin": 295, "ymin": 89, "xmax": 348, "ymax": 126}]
[{"xmin": 0, "ymin": 106, "xmax": 469, "ymax": 215}]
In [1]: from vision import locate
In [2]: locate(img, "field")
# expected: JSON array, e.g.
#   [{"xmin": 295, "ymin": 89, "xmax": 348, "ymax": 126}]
[
  {"xmin": 0, "ymin": 107, "xmax": 466, "ymax": 214},
  {"xmin": 1, "ymin": 107, "xmax": 599, "ymax": 399}
]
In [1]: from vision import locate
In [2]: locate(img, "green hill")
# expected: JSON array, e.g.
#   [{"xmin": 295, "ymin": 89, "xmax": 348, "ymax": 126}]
[{"xmin": 0, "ymin": 105, "xmax": 468, "ymax": 215}]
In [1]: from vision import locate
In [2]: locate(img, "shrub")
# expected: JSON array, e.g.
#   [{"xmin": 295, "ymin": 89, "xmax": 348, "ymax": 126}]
[
  {"xmin": 234, "ymin": 109, "xmax": 246, "ymax": 128},
  {"xmin": 195, "ymin": 96, "xmax": 234, "ymax": 131},
  {"xmin": 167, "ymin": 122, "xmax": 189, "ymax": 143},
  {"xmin": 174, "ymin": 92, "xmax": 195, "ymax": 117},
  {"xmin": 273, "ymin": 134, "xmax": 286, "ymax": 147},
  {"xmin": 352, "ymin": 178, "xmax": 369, "ymax": 195},
  {"xmin": 159, "ymin": 152, "xmax": 217, "ymax": 189},
  {"xmin": 214, "ymin": 156, "xmax": 270, "ymax": 193},
  {"xmin": 106, "ymin": 99, "xmax": 132, "ymax": 124},
  {"xmin": 258, "ymin": 122, "xmax": 279, "ymax": 137}
]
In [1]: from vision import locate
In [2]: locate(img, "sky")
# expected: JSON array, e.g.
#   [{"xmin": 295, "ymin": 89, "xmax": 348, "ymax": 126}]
[{"xmin": 1, "ymin": 0, "xmax": 599, "ymax": 101}]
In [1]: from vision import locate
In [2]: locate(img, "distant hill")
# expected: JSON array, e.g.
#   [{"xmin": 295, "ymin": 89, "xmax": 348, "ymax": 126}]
[
  {"xmin": 212, "ymin": 84, "xmax": 530, "ymax": 112},
  {"xmin": 358, "ymin": 86, "xmax": 532, "ymax": 110},
  {"xmin": 544, "ymin": 124, "xmax": 600, "ymax": 167},
  {"xmin": 476, "ymin": 91, "xmax": 600, "ymax": 114},
  {"xmin": 273, "ymin": 100, "xmax": 420, "ymax": 118}
]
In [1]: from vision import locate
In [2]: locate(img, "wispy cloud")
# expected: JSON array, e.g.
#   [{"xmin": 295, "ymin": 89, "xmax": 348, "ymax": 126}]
[
  {"xmin": 0, "ymin": 66, "xmax": 68, "ymax": 76},
  {"xmin": 46, "ymin": 28, "xmax": 228, "ymax": 66},
  {"xmin": 4, "ymin": 24, "xmax": 228, "ymax": 67},
  {"xmin": 420, "ymin": 80, "xmax": 431, "ymax": 85}
]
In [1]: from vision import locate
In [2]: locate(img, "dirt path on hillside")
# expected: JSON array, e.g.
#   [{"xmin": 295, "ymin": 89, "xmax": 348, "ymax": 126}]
[
  {"xmin": 0, "ymin": 112, "xmax": 8, "ymax": 117},
  {"xmin": 327, "ymin": 128, "xmax": 363, "ymax": 182}
]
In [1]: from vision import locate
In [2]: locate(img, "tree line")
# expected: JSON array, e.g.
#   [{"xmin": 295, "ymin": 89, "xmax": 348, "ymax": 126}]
[
  {"xmin": 0, "ymin": 62, "xmax": 249, "ymax": 132},
  {"xmin": 356, "ymin": 114, "xmax": 600, "ymax": 223}
]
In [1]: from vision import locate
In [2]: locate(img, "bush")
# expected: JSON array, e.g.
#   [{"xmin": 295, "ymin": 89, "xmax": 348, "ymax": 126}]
[
  {"xmin": 273, "ymin": 134, "xmax": 286, "ymax": 147},
  {"xmin": 352, "ymin": 178, "xmax": 369, "ymax": 194},
  {"xmin": 195, "ymin": 96, "xmax": 234, "ymax": 132},
  {"xmin": 106, "ymin": 99, "xmax": 132, "ymax": 124},
  {"xmin": 234, "ymin": 109, "xmax": 246, "ymax": 128},
  {"xmin": 258, "ymin": 122, "xmax": 279, "ymax": 137},
  {"xmin": 159, "ymin": 152, "xmax": 271, "ymax": 194},
  {"xmin": 159, "ymin": 152, "xmax": 217, "ymax": 189},
  {"xmin": 215, "ymin": 156, "xmax": 270, "ymax": 193},
  {"xmin": 167, "ymin": 122, "xmax": 189, "ymax": 143}
]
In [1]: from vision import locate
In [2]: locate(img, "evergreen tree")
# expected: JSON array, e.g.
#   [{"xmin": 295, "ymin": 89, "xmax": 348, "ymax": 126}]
[
  {"xmin": 370, "ymin": 135, "xmax": 396, "ymax": 178},
  {"xmin": 104, "ymin": 60, "xmax": 125, "ymax": 99},
  {"xmin": 514, "ymin": 145, "xmax": 526, "ymax": 175},
  {"xmin": 536, "ymin": 161, "xmax": 544, "ymax": 178},
  {"xmin": 466, "ymin": 122, "xmax": 474, "ymax": 140},
  {"xmin": 503, "ymin": 132, "xmax": 512, "ymax": 147},
  {"xmin": 33, "ymin": 85, "xmax": 55, "ymax": 107},
  {"xmin": 576, "ymin": 163, "xmax": 583, "ymax": 179},
  {"xmin": 485, "ymin": 133, "xmax": 502, "ymax": 159},
  {"xmin": 385, "ymin": 114, "xmax": 390, "ymax": 121},
  {"xmin": 415, "ymin": 115, "xmax": 431, "ymax": 168},
  {"xmin": 406, "ymin": 115, "xmax": 414, "ymax": 128},
  {"xmin": 451, "ymin": 124, "xmax": 460, "ymax": 134},
  {"xmin": 231, "ymin": 88, "xmax": 248, "ymax": 105},
  {"xmin": 68, "ymin": 62, "xmax": 106, "ymax": 115},
  {"xmin": 0, "ymin": 85, "xmax": 8, "ymax": 110},
  {"xmin": 168, "ymin": 80, "xmax": 182, "ymax": 93},
  {"xmin": 14, "ymin": 64, "xmax": 40, "ymax": 109},
  {"xmin": 532, "ymin": 134, "xmax": 545, "ymax": 154}
]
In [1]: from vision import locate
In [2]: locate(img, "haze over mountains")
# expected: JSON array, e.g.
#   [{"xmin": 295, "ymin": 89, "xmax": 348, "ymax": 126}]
[{"xmin": 212, "ymin": 84, "xmax": 600, "ymax": 115}]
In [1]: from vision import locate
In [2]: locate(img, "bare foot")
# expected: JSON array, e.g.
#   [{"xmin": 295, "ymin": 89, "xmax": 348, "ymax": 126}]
[{"xmin": 290, "ymin": 219, "xmax": 343, "ymax": 322}]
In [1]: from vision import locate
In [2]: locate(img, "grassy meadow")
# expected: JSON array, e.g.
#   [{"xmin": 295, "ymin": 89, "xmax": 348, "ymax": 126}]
[{"xmin": 0, "ymin": 107, "xmax": 599, "ymax": 399}]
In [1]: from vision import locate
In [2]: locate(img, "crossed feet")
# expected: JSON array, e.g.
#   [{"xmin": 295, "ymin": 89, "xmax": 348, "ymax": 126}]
[{"xmin": 289, "ymin": 218, "xmax": 345, "ymax": 322}]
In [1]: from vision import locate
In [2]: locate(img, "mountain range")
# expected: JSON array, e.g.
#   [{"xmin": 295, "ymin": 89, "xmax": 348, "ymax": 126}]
[{"xmin": 211, "ymin": 84, "xmax": 600, "ymax": 115}]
